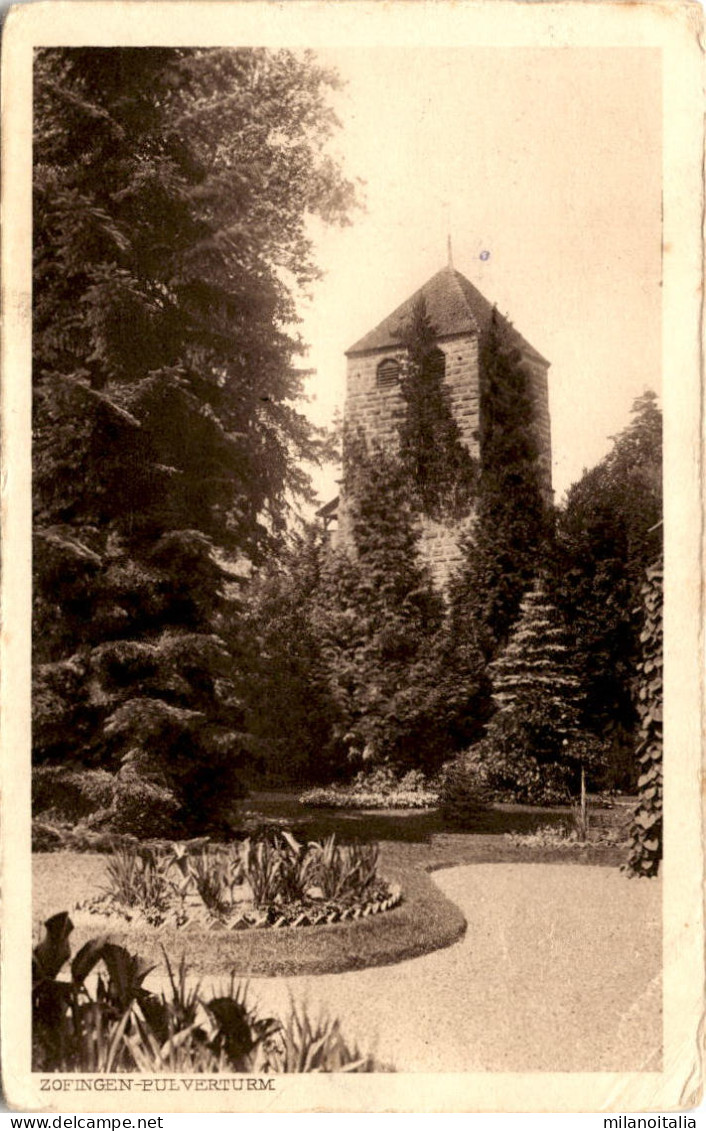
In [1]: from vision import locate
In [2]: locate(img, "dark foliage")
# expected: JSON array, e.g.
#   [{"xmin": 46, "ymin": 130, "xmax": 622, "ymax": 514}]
[
  {"xmin": 317, "ymin": 436, "xmax": 449, "ymax": 772},
  {"xmin": 32, "ymin": 765, "xmax": 115, "ymax": 822},
  {"xmin": 553, "ymin": 392, "xmax": 662, "ymax": 787},
  {"xmin": 449, "ymin": 309, "xmax": 551, "ymax": 660},
  {"xmin": 625, "ymin": 559, "xmax": 663, "ymax": 876},
  {"xmin": 241, "ymin": 526, "xmax": 342, "ymax": 785},
  {"xmin": 32, "ymin": 48, "xmax": 355, "ymax": 825},
  {"xmin": 438, "ymin": 760, "xmax": 490, "ymax": 829},
  {"xmin": 247, "ymin": 432, "xmax": 490, "ymax": 782},
  {"xmin": 468, "ymin": 690, "xmax": 605, "ymax": 805},
  {"xmin": 396, "ymin": 297, "xmax": 477, "ymax": 520},
  {"xmin": 464, "ymin": 582, "xmax": 606, "ymax": 805}
]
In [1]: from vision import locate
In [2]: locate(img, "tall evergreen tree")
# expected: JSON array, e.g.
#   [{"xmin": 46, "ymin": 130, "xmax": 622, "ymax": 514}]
[
  {"xmin": 553, "ymin": 391, "xmax": 662, "ymax": 786},
  {"xmin": 314, "ymin": 435, "xmax": 448, "ymax": 771},
  {"xmin": 449, "ymin": 309, "xmax": 550, "ymax": 659},
  {"xmin": 32, "ymin": 48, "xmax": 355, "ymax": 829},
  {"xmin": 396, "ymin": 297, "xmax": 477, "ymax": 520},
  {"xmin": 240, "ymin": 525, "xmax": 341, "ymax": 785}
]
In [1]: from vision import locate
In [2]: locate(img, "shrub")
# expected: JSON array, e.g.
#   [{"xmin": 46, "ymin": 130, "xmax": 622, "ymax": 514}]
[
  {"xmin": 467, "ymin": 692, "xmax": 606, "ymax": 806},
  {"xmin": 32, "ymin": 818, "xmax": 141, "ymax": 855},
  {"xmin": 32, "ymin": 765, "xmax": 114, "ymax": 822},
  {"xmin": 504, "ymin": 824, "xmax": 579, "ymax": 850},
  {"xmin": 105, "ymin": 778, "xmax": 182, "ymax": 839},
  {"xmin": 32, "ymin": 820, "xmax": 67, "ymax": 852},
  {"xmin": 32, "ymin": 764, "xmax": 184, "ymax": 840},
  {"xmin": 438, "ymin": 759, "xmax": 490, "ymax": 828},
  {"xmin": 32, "ymin": 913, "xmax": 385, "ymax": 1072}
]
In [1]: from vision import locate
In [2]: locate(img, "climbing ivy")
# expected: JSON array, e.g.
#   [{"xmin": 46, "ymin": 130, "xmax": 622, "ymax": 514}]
[
  {"xmin": 396, "ymin": 297, "xmax": 477, "ymax": 521},
  {"xmin": 448, "ymin": 310, "xmax": 551, "ymax": 659},
  {"xmin": 624, "ymin": 558, "xmax": 663, "ymax": 877}
]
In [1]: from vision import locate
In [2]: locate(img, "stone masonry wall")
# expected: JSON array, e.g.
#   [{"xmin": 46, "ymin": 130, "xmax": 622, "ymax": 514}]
[
  {"xmin": 418, "ymin": 514, "xmax": 476, "ymax": 591},
  {"xmin": 343, "ymin": 336, "xmax": 480, "ymax": 457},
  {"xmin": 338, "ymin": 333, "xmax": 552, "ymax": 588},
  {"xmin": 338, "ymin": 334, "xmax": 481, "ymax": 581}
]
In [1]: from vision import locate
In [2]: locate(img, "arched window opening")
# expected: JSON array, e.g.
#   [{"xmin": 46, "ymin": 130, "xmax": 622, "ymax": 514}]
[{"xmin": 376, "ymin": 357, "xmax": 400, "ymax": 389}]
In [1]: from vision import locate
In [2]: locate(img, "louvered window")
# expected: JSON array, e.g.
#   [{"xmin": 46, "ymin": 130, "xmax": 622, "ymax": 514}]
[{"xmin": 376, "ymin": 358, "xmax": 400, "ymax": 388}]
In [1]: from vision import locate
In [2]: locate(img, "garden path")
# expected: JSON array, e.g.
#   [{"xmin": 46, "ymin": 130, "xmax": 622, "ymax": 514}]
[{"xmin": 149, "ymin": 862, "xmax": 662, "ymax": 1073}]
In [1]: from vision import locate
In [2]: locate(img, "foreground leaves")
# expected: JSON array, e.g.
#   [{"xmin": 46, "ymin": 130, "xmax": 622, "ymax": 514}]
[{"xmin": 32, "ymin": 913, "xmax": 387, "ymax": 1073}]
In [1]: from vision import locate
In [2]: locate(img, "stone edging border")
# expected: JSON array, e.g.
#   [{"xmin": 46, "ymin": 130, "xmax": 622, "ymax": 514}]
[
  {"xmin": 231, "ymin": 883, "xmax": 403, "ymax": 931},
  {"xmin": 73, "ymin": 884, "xmax": 403, "ymax": 934}
]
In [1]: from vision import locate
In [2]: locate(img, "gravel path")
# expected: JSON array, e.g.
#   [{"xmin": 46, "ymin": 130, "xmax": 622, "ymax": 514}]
[{"xmin": 148, "ymin": 863, "xmax": 662, "ymax": 1073}]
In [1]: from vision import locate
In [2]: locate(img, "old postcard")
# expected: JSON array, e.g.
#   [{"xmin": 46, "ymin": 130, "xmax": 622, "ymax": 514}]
[{"xmin": 1, "ymin": 0, "xmax": 703, "ymax": 1115}]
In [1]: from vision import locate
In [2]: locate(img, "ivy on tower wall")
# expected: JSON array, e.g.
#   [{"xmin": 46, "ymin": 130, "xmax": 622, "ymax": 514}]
[{"xmin": 395, "ymin": 297, "xmax": 478, "ymax": 522}]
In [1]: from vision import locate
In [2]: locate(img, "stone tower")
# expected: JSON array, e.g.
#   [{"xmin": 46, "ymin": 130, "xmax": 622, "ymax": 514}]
[{"xmin": 327, "ymin": 264, "xmax": 552, "ymax": 589}]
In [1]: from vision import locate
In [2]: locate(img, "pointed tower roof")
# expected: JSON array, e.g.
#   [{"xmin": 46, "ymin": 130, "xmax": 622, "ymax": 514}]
[{"xmin": 346, "ymin": 265, "xmax": 548, "ymax": 365}]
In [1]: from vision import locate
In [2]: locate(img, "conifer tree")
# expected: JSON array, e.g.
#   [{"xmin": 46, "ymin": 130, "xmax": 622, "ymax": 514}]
[
  {"xmin": 241, "ymin": 525, "xmax": 342, "ymax": 785},
  {"xmin": 448, "ymin": 309, "xmax": 550, "ymax": 660},
  {"xmin": 469, "ymin": 580, "xmax": 604, "ymax": 804},
  {"xmin": 313, "ymin": 435, "xmax": 448, "ymax": 771},
  {"xmin": 489, "ymin": 580, "xmax": 582, "ymax": 711},
  {"xmin": 396, "ymin": 298, "xmax": 477, "ymax": 520},
  {"xmin": 32, "ymin": 48, "xmax": 355, "ymax": 830},
  {"xmin": 553, "ymin": 392, "xmax": 662, "ymax": 785}
]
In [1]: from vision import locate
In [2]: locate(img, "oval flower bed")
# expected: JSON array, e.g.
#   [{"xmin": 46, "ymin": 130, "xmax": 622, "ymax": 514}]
[{"xmin": 73, "ymin": 833, "xmax": 402, "ymax": 934}]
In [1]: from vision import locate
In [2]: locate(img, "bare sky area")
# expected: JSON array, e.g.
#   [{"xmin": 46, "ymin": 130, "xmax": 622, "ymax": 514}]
[{"xmin": 296, "ymin": 46, "xmax": 662, "ymax": 508}]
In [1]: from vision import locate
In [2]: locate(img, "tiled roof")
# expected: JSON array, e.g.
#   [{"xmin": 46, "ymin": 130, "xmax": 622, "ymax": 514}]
[{"xmin": 346, "ymin": 266, "xmax": 548, "ymax": 365}]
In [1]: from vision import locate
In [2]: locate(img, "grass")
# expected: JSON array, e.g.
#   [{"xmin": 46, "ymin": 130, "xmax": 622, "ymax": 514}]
[{"xmin": 33, "ymin": 795, "xmax": 631, "ymax": 978}]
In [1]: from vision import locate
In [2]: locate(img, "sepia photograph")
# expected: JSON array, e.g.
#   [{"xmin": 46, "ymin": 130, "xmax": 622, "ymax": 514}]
[{"xmin": 1, "ymin": 0, "xmax": 703, "ymax": 1115}]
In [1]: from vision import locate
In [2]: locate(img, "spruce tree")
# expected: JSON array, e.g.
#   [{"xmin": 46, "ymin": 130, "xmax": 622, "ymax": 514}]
[
  {"xmin": 470, "ymin": 581, "xmax": 604, "ymax": 804},
  {"xmin": 32, "ymin": 48, "xmax": 355, "ymax": 830},
  {"xmin": 489, "ymin": 581, "xmax": 582, "ymax": 711}
]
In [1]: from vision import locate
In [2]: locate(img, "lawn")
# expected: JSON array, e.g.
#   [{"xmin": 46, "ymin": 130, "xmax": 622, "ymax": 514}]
[{"xmin": 33, "ymin": 794, "xmax": 631, "ymax": 978}]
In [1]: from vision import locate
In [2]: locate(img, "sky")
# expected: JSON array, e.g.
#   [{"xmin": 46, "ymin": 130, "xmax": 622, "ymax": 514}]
[{"xmin": 293, "ymin": 46, "xmax": 662, "ymax": 509}]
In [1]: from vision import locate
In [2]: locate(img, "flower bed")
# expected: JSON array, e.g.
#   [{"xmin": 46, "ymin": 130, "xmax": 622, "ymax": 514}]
[
  {"xmin": 504, "ymin": 823, "xmax": 627, "ymax": 851},
  {"xmin": 73, "ymin": 833, "xmax": 402, "ymax": 933},
  {"xmin": 75, "ymin": 884, "xmax": 402, "ymax": 933},
  {"xmin": 300, "ymin": 769, "xmax": 439, "ymax": 811},
  {"xmin": 301, "ymin": 787, "xmax": 438, "ymax": 810}
]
